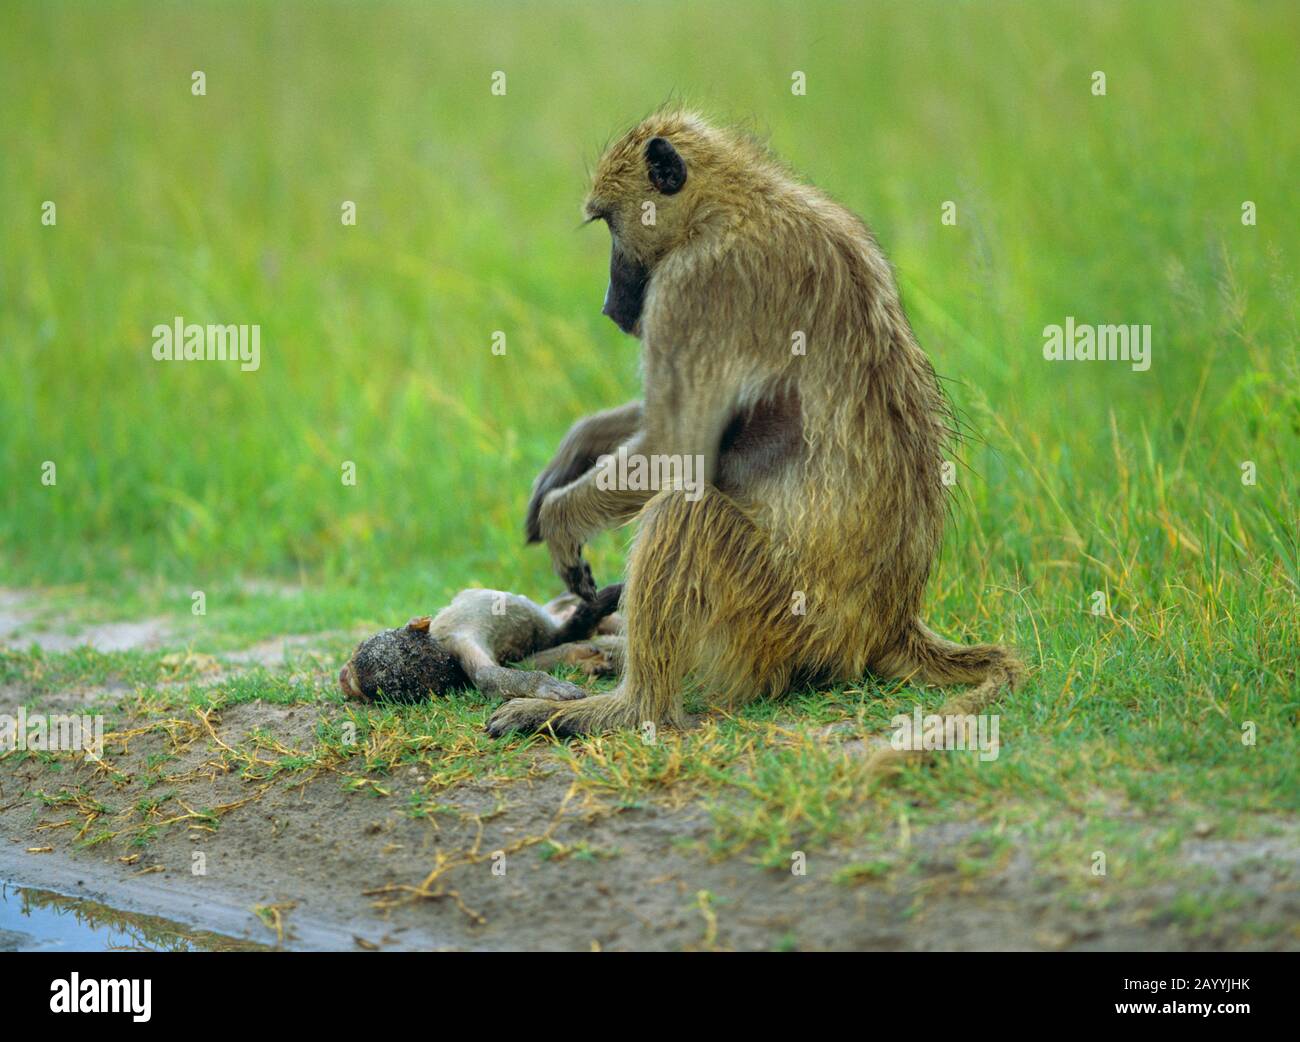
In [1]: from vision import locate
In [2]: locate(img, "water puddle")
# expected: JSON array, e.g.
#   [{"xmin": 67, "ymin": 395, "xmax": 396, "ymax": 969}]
[{"xmin": 0, "ymin": 880, "xmax": 269, "ymax": 951}]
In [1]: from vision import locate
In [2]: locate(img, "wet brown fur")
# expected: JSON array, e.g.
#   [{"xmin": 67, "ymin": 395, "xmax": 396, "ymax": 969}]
[{"xmin": 491, "ymin": 109, "xmax": 1021, "ymax": 742}]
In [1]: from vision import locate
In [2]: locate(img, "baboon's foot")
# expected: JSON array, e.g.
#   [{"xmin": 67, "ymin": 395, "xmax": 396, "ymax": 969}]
[
  {"xmin": 486, "ymin": 697, "xmax": 584, "ymax": 738},
  {"xmin": 572, "ymin": 646, "xmax": 618, "ymax": 676},
  {"xmin": 522, "ymin": 639, "xmax": 621, "ymax": 677},
  {"xmin": 485, "ymin": 690, "xmax": 643, "ymax": 739}
]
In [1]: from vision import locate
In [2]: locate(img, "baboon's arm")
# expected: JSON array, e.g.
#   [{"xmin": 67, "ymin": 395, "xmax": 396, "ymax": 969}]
[
  {"xmin": 538, "ymin": 342, "xmax": 739, "ymax": 595},
  {"xmin": 525, "ymin": 400, "xmax": 644, "ymax": 543}
]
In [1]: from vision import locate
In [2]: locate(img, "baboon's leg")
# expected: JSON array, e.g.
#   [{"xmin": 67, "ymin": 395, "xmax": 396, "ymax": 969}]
[
  {"xmin": 542, "ymin": 593, "xmax": 623, "ymax": 635},
  {"xmin": 519, "ymin": 635, "xmax": 624, "ymax": 677},
  {"xmin": 486, "ymin": 486, "xmax": 799, "ymax": 737},
  {"xmin": 541, "ymin": 593, "xmax": 581, "ymax": 626},
  {"xmin": 443, "ymin": 634, "xmax": 589, "ymax": 702}
]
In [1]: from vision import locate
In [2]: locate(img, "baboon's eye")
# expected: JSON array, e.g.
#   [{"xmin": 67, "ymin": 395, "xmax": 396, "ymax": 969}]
[{"xmin": 645, "ymin": 137, "xmax": 687, "ymax": 195}]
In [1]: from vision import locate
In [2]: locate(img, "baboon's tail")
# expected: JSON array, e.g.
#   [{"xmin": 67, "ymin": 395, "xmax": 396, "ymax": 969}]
[
  {"xmin": 864, "ymin": 620, "xmax": 1024, "ymax": 778},
  {"xmin": 893, "ymin": 620, "xmax": 1023, "ymax": 689},
  {"xmin": 549, "ymin": 583, "xmax": 624, "ymax": 646}
]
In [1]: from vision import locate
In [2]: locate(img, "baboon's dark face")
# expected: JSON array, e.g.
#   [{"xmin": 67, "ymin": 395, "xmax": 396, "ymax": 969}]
[
  {"xmin": 339, "ymin": 618, "xmax": 468, "ymax": 702},
  {"xmin": 602, "ymin": 245, "xmax": 649, "ymax": 335},
  {"xmin": 588, "ymin": 135, "xmax": 688, "ymax": 337}
]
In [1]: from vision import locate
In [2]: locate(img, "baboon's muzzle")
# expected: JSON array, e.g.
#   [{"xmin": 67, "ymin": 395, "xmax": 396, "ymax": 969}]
[{"xmin": 602, "ymin": 247, "xmax": 648, "ymax": 335}]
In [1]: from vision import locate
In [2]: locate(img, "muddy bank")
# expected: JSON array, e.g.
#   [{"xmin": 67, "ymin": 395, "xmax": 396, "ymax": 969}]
[{"xmin": 3, "ymin": 708, "xmax": 1298, "ymax": 951}]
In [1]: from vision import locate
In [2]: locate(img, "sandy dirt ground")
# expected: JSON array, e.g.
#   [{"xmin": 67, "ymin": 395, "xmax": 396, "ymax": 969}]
[{"xmin": 2, "ymin": 590, "xmax": 1297, "ymax": 951}]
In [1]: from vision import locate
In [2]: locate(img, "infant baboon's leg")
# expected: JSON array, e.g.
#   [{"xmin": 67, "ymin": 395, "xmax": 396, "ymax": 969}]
[
  {"xmin": 520, "ymin": 635, "xmax": 624, "ymax": 677},
  {"xmin": 443, "ymin": 634, "xmax": 589, "ymax": 702},
  {"xmin": 541, "ymin": 592, "xmax": 582, "ymax": 626},
  {"xmin": 487, "ymin": 486, "xmax": 799, "ymax": 737},
  {"xmin": 541, "ymin": 593, "xmax": 623, "ymax": 635}
]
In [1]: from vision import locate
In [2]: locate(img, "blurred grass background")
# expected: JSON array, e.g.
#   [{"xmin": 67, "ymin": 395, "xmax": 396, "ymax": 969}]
[{"xmin": 0, "ymin": 0, "xmax": 1296, "ymax": 663}]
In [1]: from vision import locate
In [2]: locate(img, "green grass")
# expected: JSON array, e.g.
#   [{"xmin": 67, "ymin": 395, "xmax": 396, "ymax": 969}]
[{"xmin": 0, "ymin": 1, "xmax": 1296, "ymax": 880}]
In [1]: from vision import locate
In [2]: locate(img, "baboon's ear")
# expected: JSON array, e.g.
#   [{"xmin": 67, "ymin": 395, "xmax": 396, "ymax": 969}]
[
  {"xmin": 645, "ymin": 137, "xmax": 687, "ymax": 195},
  {"xmin": 406, "ymin": 616, "xmax": 432, "ymax": 633}
]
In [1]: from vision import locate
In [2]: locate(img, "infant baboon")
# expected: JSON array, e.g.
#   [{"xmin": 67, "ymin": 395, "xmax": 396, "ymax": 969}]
[
  {"xmin": 491, "ymin": 108, "xmax": 1021, "ymax": 740},
  {"xmin": 339, "ymin": 585, "xmax": 623, "ymax": 704}
]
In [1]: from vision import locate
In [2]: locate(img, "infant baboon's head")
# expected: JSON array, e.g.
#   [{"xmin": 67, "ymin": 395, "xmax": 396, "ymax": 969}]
[{"xmin": 338, "ymin": 616, "xmax": 469, "ymax": 702}]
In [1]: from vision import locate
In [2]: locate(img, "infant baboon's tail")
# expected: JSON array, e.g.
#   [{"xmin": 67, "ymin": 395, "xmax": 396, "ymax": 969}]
[
  {"xmin": 549, "ymin": 583, "xmax": 624, "ymax": 646},
  {"xmin": 865, "ymin": 620, "xmax": 1024, "ymax": 778}
]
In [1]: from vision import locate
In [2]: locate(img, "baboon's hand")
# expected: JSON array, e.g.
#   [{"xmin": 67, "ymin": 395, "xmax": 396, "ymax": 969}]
[
  {"xmin": 478, "ymin": 665, "xmax": 589, "ymax": 703},
  {"xmin": 536, "ymin": 487, "xmax": 598, "ymax": 600},
  {"xmin": 497, "ymin": 670, "xmax": 589, "ymax": 702},
  {"xmin": 559, "ymin": 556, "xmax": 597, "ymax": 603},
  {"xmin": 532, "ymin": 673, "xmax": 590, "ymax": 701}
]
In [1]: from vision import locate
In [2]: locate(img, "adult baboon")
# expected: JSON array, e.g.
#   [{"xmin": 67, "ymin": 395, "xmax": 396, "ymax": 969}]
[{"xmin": 489, "ymin": 108, "xmax": 1020, "ymax": 739}]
